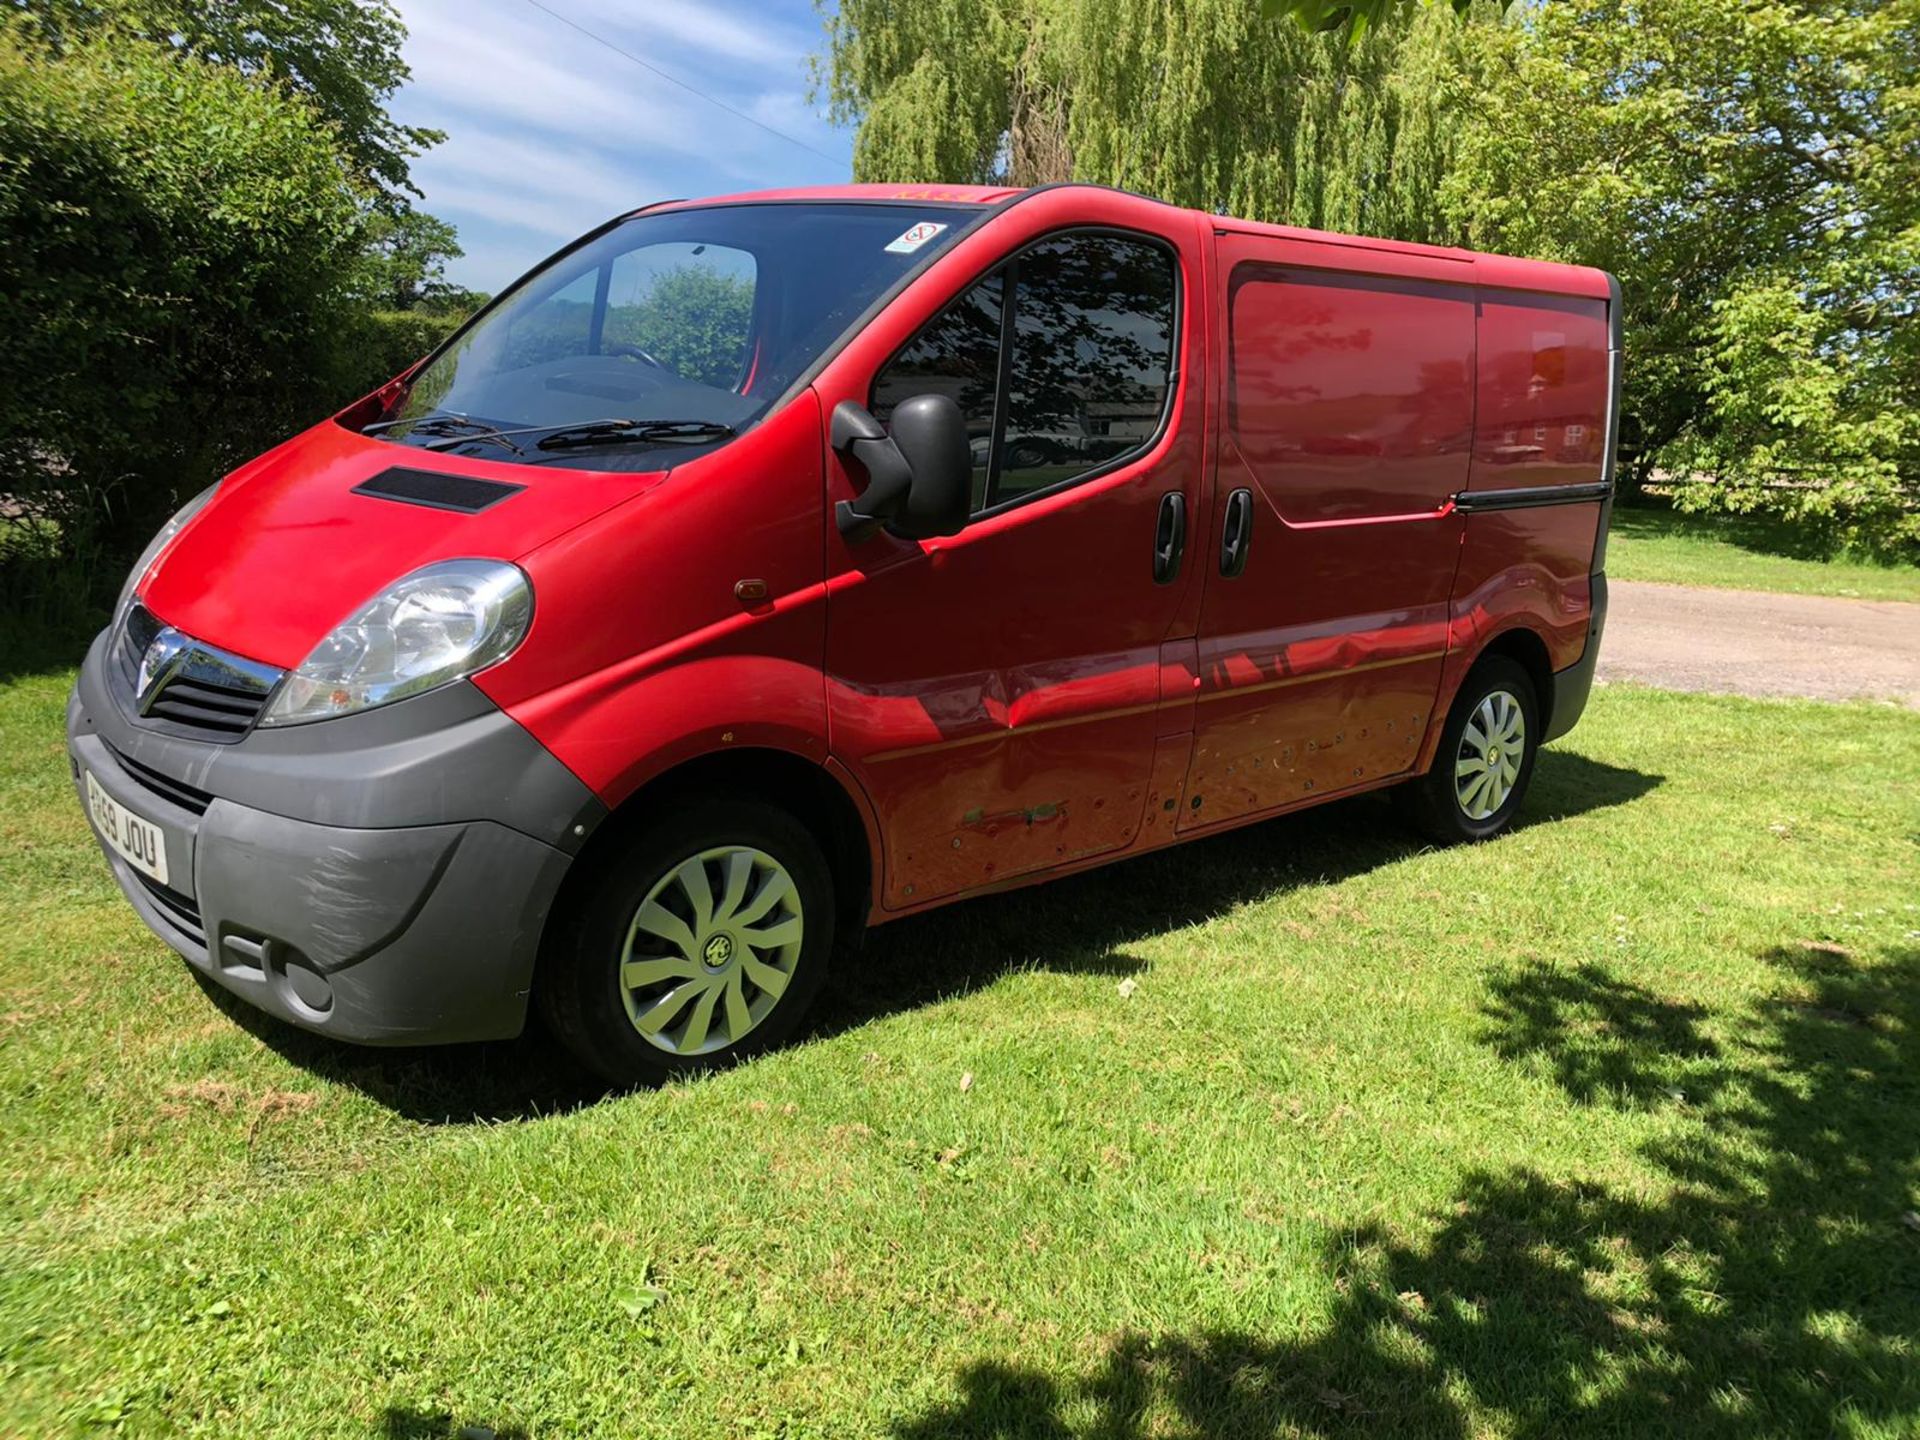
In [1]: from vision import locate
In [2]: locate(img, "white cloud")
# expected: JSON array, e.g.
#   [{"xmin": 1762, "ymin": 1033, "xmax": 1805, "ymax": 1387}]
[
  {"xmin": 567, "ymin": 0, "xmax": 813, "ymax": 70},
  {"xmin": 398, "ymin": 0, "xmax": 712, "ymax": 154},
  {"xmin": 386, "ymin": 0, "xmax": 854, "ymax": 288}
]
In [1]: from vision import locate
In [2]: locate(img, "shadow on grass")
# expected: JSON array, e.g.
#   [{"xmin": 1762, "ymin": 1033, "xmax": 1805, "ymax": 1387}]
[
  {"xmin": 0, "ymin": 611, "xmax": 101, "ymax": 686},
  {"xmin": 1611, "ymin": 498, "xmax": 1908, "ymax": 567},
  {"xmin": 1481, "ymin": 960, "xmax": 1723, "ymax": 1107},
  {"xmin": 381, "ymin": 1407, "xmax": 528, "ymax": 1439},
  {"xmin": 209, "ymin": 749, "xmax": 1662, "ymax": 1124},
  {"xmin": 889, "ymin": 941, "xmax": 1920, "ymax": 1437}
]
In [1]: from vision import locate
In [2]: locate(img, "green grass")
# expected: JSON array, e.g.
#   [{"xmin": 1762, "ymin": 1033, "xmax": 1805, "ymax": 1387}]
[
  {"xmin": 2, "ymin": 655, "xmax": 1918, "ymax": 1438},
  {"xmin": 1608, "ymin": 504, "xmax": 1920, "ymax": 602}
]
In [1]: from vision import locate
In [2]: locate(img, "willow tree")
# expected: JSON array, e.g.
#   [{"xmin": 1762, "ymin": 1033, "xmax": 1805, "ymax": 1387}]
[{"xmin": 817, "ymin": 0, "xmax": 1481, "ymax": 245}]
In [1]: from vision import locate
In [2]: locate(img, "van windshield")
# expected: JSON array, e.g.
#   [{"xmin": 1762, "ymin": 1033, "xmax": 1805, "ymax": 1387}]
[{"xmin": 371, "ymin": 202, "xmax": 978, "ymax": 468}]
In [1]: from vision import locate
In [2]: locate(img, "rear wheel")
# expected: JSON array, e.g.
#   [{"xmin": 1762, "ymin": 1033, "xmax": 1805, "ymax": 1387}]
[
  {"xmin": 537, "ymin": 797, "xmax": 835, "ymax": 1086},
  {"xmin": 1395, "ymin": 655, "xmax": 1540, "ymax": 844}
]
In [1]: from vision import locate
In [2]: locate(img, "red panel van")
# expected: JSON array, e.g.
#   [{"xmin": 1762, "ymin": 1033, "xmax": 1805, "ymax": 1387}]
[{"xmin": 68, "ymin": 183, "xmax": 1619, "ymax": 1084}]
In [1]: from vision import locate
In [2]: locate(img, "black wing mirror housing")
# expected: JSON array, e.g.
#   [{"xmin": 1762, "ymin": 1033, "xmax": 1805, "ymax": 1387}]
[{"xmin": 832, "ymin": 396, "xmax": 970, "ymax": 542}]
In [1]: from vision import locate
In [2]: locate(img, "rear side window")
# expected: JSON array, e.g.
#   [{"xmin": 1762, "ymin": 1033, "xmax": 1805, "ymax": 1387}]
[{"xmin": 872, "ymin": 231, "xmax": 1177, "ymax": 515}]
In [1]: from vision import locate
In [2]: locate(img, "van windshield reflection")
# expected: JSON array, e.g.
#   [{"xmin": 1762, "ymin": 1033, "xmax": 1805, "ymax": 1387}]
[{"xmin": 364, "ymin": 204, "xmax": 975, "ymax": 469}]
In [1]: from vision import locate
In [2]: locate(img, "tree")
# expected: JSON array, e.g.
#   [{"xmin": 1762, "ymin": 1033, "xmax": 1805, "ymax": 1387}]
[
  {"xmin": 605, "ymin": 267, "xmax": 757, "ymax": 390},
  {"xmin": 0, "ymin": 21, "xmax": 370, "ymax": 561},
  {"xmin": 359, "ymin": 209, "xmax": 476, "ymax": 313},
  {"xmin": 1441, "ymin": 0, "xmax": 1920, "ymax": 554},
  {"xmin": 1261, "ymin": 0, "xmax": 1504, "ymax": 40},
  {"xmin": 8, "ymin": 0, "xmax": 440, "ymax": 204},
  {"xmin": 818, "ymin": 0, "xmax": 1480, "ymax": 245}
]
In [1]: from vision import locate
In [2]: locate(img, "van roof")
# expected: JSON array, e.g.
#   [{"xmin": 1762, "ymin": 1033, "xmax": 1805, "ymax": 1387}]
[
  {"xmin": 648, "ymin": 183, "xmax": 1613, "ymax": 301},
  {"xmin": 651, "ymin": 183, "xmax": 1025, "ymax": 209}
]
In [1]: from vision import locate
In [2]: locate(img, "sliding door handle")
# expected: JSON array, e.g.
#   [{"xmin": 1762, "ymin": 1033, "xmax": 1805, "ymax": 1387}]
[{"xmin": 1219, "ymin": 487, "xmax": 1253, "ymax": 577}]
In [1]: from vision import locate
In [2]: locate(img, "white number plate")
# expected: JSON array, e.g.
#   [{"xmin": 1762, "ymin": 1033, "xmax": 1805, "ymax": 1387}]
[{"xmin": 85, "ymin": 770, "xmax": 169, "ymax": 886}]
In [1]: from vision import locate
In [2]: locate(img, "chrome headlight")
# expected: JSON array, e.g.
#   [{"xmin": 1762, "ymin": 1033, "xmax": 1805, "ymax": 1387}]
[
  {"xmin": 259, "ymin": 559, "xmax": 533, "ymax": 726},
  {"xmin": 117, "ymin": 483, "xmax": 219, "ymax": 621}
]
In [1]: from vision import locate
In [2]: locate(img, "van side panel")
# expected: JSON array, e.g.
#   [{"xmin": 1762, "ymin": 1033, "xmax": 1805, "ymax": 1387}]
[
  {"xmin": 1435, "ymin": 287, "xmax": 1612, "ymax": 750},
  {"xmin": 1179, "ymin": 240, "xmax": 1470, "ymax": 829},
  {"xmin": 1471, "ymin": 291, "xmax": 1612, "ymax": 495}
]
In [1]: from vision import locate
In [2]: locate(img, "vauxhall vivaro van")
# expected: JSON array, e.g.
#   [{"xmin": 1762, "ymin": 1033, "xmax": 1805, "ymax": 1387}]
[{"xmin": 70, "ymin": 183, "xmax": 1618, "ymax": 1085}]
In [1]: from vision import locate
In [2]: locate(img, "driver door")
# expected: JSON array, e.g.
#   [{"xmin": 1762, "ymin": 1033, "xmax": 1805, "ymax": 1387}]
[{"xmin": 814, "ymin": 195, "xmax": 1209, "ymax": 911}]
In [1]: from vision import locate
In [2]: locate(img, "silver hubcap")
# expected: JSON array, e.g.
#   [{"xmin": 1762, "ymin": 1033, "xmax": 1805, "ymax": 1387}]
[
  {"xmin": 1455, "ymin": 689, "xmax": 1526, "ymax": 821},
  {"xmin": 618, "ymin": 845, "xmax": 803, "ymax": 1055}
]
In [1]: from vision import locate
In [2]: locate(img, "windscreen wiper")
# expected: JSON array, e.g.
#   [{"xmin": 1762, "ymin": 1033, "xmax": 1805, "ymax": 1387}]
[
  {"xmin": 533, "ymin": 419, "xmax": 736, "ymax": 452},
  {"xmin": 362, "ymin": 413, "xmax": 524, "ymax": 455}
]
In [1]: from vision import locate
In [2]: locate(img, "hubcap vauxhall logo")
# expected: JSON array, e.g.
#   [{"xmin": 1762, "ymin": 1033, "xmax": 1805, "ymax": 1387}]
[
  {"xmin": 135, "ymin": 627, "xmax": 192, "ymax": 713},
  {"xmin": 703, "ymin": 934, "xmax": 734, "ymax": 967}
]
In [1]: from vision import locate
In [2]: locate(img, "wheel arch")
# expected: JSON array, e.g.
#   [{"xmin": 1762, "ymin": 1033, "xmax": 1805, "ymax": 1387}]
[
  {"xmin": 545, "ymin": 746, "xmax": 876, "ymax": 973},
  {"xmin": 1475, "ymin": 625, "xmax": 1556, "ymax": 734},
  {"xmin": 1418, "ymin": 622, "xmax": 1558, "ymax": 777}
]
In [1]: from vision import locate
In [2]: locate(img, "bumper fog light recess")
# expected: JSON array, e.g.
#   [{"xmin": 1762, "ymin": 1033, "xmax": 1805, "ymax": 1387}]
[
  {"xmin": 221, "ymin": 930, "xmax": 334, "ymax": 1019},
  {"xmin": 278, "ymin": 952, "xmax": 334, "ymax": 1019}
]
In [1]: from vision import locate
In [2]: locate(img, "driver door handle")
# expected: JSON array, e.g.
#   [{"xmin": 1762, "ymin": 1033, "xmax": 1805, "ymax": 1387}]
[{"xmin": 1153, "ymin": 491, "xmax": 1186, "ymax": 584}]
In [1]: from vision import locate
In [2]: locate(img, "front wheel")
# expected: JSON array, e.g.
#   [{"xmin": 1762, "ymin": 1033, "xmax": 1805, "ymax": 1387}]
[
  {"xmin": 537, "ymin": 797, "xmax": 835, "ymax": 1086},
  {"xmin": 1394, "ymin": 655, "xmax": 1540, "ymax": 844}
]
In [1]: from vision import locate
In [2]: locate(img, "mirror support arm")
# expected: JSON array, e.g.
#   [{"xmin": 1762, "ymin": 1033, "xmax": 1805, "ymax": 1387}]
[{"xmin": 831, "ymin": 402, "xmax": 913, "ymax": 541}]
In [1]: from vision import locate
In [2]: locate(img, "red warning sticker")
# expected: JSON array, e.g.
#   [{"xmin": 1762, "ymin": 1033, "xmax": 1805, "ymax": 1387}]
[{"xmin": 884, "ymin": 221, "xmax": 949, "ymax": 255}]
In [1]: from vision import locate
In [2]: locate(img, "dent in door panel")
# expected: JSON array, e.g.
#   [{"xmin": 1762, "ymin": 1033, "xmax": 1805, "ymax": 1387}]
[
  {"xmin": 827, "ymin": 645, "xmax": 1164, "ymax": 906},
  {"xmin": 1186, "ymin": 627, "xmax": 1438, "ymax": 822}
]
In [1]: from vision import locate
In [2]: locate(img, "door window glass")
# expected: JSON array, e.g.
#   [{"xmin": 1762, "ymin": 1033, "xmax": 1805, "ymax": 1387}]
[
  {"xmin": 871, "ymin": 271, "xmax": 1004, "ymax": 511},
  {"xmin": 869, "ymin": 232, "xmax": 1176, "ymax": 516},
  {"xmin": 998, "ymin": 235, "xmax": 1176, "ymax": 504}
]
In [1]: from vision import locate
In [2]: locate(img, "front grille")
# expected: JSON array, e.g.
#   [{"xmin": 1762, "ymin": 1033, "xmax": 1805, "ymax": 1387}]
[
  {"xmin": 130, "ymin": 869, "xmax": 206, "ymax": 948},
  {"xmin": 142, "ymin": 675, "xmax": 269, "ymax": 735},
  {"xmin": 113, "ymin": 604, "xmax": 281, "ymax": 742},
  {"xmin": 111, "ymin": 746, "xmax": 214, "ymax": 816}
]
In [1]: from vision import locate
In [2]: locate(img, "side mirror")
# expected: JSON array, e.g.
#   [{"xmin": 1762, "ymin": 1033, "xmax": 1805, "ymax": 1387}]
[{"xmin": 832, "ymin": 396, "xmax": 970, "ymax": 542}]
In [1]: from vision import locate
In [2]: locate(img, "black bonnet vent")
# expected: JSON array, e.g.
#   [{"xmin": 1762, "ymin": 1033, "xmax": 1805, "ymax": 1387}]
[{"xmin": 351, "ymin": 467, "xmax": 524, "ymax": 514}]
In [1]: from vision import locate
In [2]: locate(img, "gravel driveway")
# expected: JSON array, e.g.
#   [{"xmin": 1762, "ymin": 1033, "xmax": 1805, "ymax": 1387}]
[{"xmin": 1599, "ymin": 580, "xmax": 1920, "ymax": 709}]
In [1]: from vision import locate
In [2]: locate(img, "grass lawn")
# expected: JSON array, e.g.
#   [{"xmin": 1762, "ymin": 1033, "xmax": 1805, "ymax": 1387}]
[
  {"xmin": 2, "ymin": 650, "xmax": 1917, "ymax": 1437},
  {"xmin": 1608, "ymin": 504, "xmax": 1920, "ymax": 602}
]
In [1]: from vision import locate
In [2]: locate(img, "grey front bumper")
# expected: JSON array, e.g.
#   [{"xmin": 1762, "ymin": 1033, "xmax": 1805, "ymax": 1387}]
[{"xmin": 67, "ymin": 633, "xmax": 604, "ymax": 1045}]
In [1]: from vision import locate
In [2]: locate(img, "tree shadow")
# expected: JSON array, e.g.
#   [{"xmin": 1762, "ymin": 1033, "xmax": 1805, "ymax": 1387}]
[
  {"xmin": 890, "ymin": 942, "xmax": 1920, "ymax": 1436},
  {"xmin": 1481, "ymin": 960, "xmax": 1724, "ymax": 1107},
  {"xmin": 380, "ymin": 1407, "xmax": 528, "ymax": 1439},
  {"xmin": 1609, "ymin": 499, "xmax": 1850, "ymax": 563},
  {"xmin": 210, "ymin": 749, "xmax": 1661, "ymax": 1124}
]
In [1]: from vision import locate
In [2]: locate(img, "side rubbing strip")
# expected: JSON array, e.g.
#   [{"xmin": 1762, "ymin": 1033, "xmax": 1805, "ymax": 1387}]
[
  {"xmin": 352, "ymin": 468, "xmax": 525, "ymax": 514},
  {"xmin": 1453, "ymin": 481, "xmax": 1613, "ymax": 514}
]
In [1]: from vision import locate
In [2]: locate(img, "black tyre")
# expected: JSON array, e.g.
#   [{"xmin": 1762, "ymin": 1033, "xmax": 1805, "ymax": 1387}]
[
  {"xmin": 536, "ymin": 796, "xmax": 835, "ymax": 1086},
  {"xmin": 1394, "ymin": 655, "xmax": 1540, "ymax": 844}
]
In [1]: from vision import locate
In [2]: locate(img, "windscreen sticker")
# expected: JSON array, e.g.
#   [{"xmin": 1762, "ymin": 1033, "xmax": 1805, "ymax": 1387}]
[{"xmin": 884, "ymin": 221, "xmax": 949, "ymax": 255}]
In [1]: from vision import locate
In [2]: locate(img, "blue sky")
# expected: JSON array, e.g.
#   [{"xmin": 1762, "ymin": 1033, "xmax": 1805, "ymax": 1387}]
[{"xmin": 387, "ymin": 0, "xmax": 855, "ymax": 291}]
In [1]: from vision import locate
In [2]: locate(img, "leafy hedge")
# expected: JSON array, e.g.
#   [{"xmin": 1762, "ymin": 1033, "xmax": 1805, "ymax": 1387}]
[
  {"xmin": 354, "ymin": 308, "xmax": 467, "ymax": 394},
  {"xmin": 0, "ymin": 22, "xmax": 374, "ymax": 576}
]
